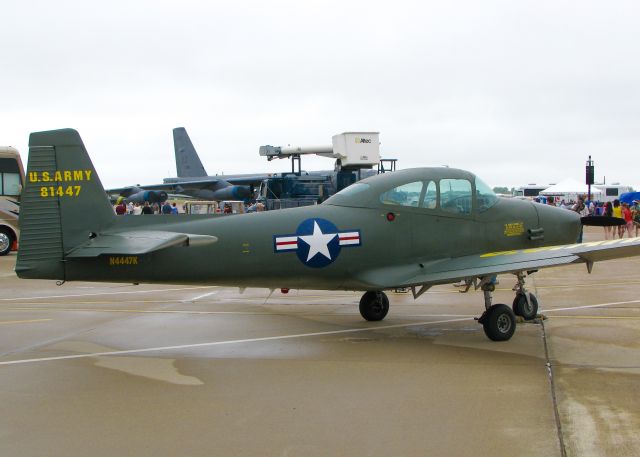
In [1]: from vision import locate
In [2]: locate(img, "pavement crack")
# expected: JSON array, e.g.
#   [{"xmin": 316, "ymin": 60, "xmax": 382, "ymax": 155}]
[{"xmin": 541, "ymin": 318, "xmax": 567, "ymax": 457}]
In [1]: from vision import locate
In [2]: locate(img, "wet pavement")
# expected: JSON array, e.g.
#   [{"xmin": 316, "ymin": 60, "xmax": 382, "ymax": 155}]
[{"xmin": 1, "ymin": 227, "xmax": 639, "ymax": 457}]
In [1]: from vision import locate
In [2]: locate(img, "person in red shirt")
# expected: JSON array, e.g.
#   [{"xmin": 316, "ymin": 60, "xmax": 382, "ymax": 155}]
[
  {"xmin": 115, "ymin": 198, "xmax": 127, "ymax": 215},
  {"xmin": 622, "ymin": 203, "xmax": 633, "ymax": 238}
]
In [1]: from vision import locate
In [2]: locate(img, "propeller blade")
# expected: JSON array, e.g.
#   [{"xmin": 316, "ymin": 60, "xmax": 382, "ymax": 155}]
[{"xmin": 581, "ymin": 216, "xmax": 626, "ymax": 227}]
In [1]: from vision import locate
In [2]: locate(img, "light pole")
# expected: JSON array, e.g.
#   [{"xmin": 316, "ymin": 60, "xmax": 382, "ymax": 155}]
[{"xmin": 586, "ymin": 156, "xmax": 594, "ymax": 202}]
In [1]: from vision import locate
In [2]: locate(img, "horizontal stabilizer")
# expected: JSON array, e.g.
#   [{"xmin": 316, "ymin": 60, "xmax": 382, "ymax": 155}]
[{"xmin": 67, "ymin": 231, "xmax": 217, "ymax": 258}]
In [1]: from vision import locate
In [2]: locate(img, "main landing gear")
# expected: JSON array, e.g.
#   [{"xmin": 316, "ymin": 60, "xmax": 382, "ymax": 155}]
[
  {"xmin": 359, "ymin": 291, "xmax": 389, "ymax": 321},
  {"xmin": 477, "ymin": 272, "xmax": 538, "ymax": 341}
]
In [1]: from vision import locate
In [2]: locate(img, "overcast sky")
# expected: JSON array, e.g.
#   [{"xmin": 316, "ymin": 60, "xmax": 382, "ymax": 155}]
[{"xmin": 2, "ymin": 0, "xmax": 639, "ymax": 189}]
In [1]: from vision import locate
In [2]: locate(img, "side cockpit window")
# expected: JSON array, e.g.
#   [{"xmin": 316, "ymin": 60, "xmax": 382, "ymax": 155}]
[
  {"xmin": 440, "ymin": 179, "xmax": 472, "ymax": 215},
  {"xmin": 475, "ymin": 177, "xmax": 499, "ymax": 212},
  {"xmin": 380, "ymin": 181, "xmax": 423, "ymax": 207}
]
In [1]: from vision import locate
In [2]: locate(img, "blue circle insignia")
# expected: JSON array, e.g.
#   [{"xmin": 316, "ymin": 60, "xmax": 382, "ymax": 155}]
[{"xmin": 295, "ymin": 218, "xmax": 342, "ymax": 268}]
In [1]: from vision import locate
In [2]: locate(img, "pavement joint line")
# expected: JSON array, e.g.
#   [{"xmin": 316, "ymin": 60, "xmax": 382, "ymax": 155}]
[
  {"xmin": 540, "ymin": 319, "xmax": 567, "ymax": 457},
  {"xmin": 185, "ymin": 291, "xmax": 219, "ymax": 302},
  {"xmin": 543, "ymin": 300, "xmax": 640, "ymax": 313},
  {"xmin": 0, "ymin": 318, "xmax": 52, "ymax": 325},
  {"xmin": 0, "ymin": 317, "xmax": 472, "ymax": 366},
  {"xmin": 2, "ymin": 306, "xmax": 480, "ymax": 318},
  {"xmin": 2, "ymin": 280, "xmax": 639, "ymax": 304},
  {"xmin": 0, "ymin": 286, "xmax": 218, "ymax": 301}
]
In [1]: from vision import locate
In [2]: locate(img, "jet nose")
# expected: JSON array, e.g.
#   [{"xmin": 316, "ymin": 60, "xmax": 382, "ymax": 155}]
[{"xmin": 534, "ymin": 203, "xmax": 581, "ymax": 245}]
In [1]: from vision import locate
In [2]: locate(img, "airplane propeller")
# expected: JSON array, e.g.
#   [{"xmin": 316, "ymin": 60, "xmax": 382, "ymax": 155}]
[{"xmin": 580, "ymin": 216, "xmax": 626, "ymax": 227}]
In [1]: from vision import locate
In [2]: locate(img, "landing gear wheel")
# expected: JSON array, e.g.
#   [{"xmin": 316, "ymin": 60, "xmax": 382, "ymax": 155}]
[
  {"xmin": 0, "ymin": 230, "xmax": 12, "ymax": 256},
  {"xmin": 359, "ymin": 291, "xmax": 389, "ymax": 321},
  {"xmin": 513, "ymin": 293, "xmax": 538, "ymax": 320},
  {"xmin": 480, "ymin": 304, "xmax": 516, "ymax": 341}
]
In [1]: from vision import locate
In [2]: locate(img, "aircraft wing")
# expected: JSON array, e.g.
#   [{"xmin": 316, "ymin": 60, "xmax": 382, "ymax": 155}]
[
  {"xmin": 151, "ymin": 179, "xmax": 226, "ymax": 190},
  {"xmin": 67, "ymin": 231, "xmax": 217, "ymax": 257},
  {"xmin": 106, "ymin": 179, "xmax": 226, "ymax": 195},
  {"xmin": 355, "ymin": 238, "xmax": 640, "ymax": 289}
]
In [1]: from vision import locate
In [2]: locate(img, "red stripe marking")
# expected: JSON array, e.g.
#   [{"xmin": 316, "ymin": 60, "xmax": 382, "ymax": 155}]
[
  {"xmin": 339, "ymin": 236, "xmax": 359, "ymax": 241},
  {"xmin": 277, "ymin": 241, "xmax": 298, "ymax": 246}
]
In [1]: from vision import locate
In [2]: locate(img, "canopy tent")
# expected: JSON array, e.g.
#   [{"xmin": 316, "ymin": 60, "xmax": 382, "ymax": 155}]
[
  {"xmin": 620, "ymin": 191, "xmax": 640, "ymax": 205},
  {"xmin": 540, "ymin": 178, "xmax": 603, "ymax": 199}
]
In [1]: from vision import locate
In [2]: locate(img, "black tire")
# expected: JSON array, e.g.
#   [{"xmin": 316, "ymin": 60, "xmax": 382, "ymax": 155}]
[
  {"xmin": 0, "ymin": 229, "xmax": 13, "ymax": 256},
  {"xmin": 359, "ymin": 291, "xmax": 389, "ymax": 321},
  {"xmin": 512, "ymin": 293, "xmax": 538, "ymax": 321},
  {"xmin": 481, "ymin": 304, "xmax": 516, "ymax": 341}
]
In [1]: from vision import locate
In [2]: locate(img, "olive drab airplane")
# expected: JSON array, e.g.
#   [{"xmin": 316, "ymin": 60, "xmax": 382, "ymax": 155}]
[{"xmin": 16, "ymin": 129, "xmax": 640, "ymax": 341}]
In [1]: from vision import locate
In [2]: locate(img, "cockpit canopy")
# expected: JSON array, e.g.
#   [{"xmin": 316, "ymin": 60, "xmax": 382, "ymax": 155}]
[{"xmin": 324, "ymin": 168, "xmax": 499, "ymax": 214}]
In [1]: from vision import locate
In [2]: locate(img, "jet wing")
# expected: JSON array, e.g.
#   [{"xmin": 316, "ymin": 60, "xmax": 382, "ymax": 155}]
[
  {"xmin": 355, "ymin": 238, "xmax": 640, "ymax": 289},
  {"xmin": 106, "ymin": 179, "xmax": 226, "ymax": 195},
  {"xmin": 66, "ymin": 231, "xmax": 217, "ymax": 257},
  {"xmin": 153, "ymin": 179, "xmax": 227, "ymax": 190}
]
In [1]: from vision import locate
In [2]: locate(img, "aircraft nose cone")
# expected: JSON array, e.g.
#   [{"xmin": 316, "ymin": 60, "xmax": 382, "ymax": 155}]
[{"xmin": 534, "ymin": 203, "xmax": 581, "ymax": 244}]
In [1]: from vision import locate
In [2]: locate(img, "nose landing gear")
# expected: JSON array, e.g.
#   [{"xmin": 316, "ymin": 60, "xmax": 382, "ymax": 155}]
[{"xmin": 512, "ymin": 272, "xmax": 538, "ymax": 320}]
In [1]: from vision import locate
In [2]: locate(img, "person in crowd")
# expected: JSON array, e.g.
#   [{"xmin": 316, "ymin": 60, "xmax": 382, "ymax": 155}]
[
  {"xmin": 152, "ymin": 202, "xmax": 160, "ymax": 214},
  {"xmin": 622, "ymin": 203, "xmax": 633, "ymax": 238},
  {"xmin": 572, "ymin": 196, "xmax": 589, "ymax": 242},
  {"xmin": 602, "ymin": 201, "xmax": 613, "ymax": 240},
  {"xmin": 612, "ymin": 199, "xmax": 623, "ymax": 238},
  {"xmin": 127, "ymin": 201, "xmax": 134, "ymax": 214},
  {"xmin": 141, "ymin": 201, "xmax": 154, "ymax": 215},
  {"xmin": 547, "ymin": 197, "xmax": 555, "ymax": 207},
  {"xmin": 633, "ymin": 200, "xmax": 640, "ymax": 237},
  {"xmin": 161, "ymin": 200, "xmax": 173, "ymax": 214},
  {"xmin": 171, "ymin": 203, "xmax": 179, "ymax": 214},
  {"xmin": 115, "ymin": 198, "xmax": 127, "ymax": 215},
  {"xmin": 133, "ymin": 202, "xmax": 142, "ymax": 215},
  {"xmin": 223, "ymin": 203, "xmax": 232, "ymax": 214}
]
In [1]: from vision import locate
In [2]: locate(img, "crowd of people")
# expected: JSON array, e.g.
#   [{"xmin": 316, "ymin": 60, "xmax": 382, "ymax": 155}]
[
  {"xmin": 536, "ymin": 195, "xmax": 640, "ymax": 239},
  {"xmin": 114, "ymin": 199, "xmax": 179, "ymax": 215}
]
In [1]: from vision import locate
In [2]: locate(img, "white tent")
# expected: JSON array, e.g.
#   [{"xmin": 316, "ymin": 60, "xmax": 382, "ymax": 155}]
[{"xmin": 540, "ymin": 178, "xmax": 603, "ymax": 200}]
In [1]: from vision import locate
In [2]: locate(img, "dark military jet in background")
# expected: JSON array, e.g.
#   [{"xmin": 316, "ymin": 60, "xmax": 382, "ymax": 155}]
[
  {"xmin": 17, "ymin": 129, "xmax": 639, "ymax": 341},
  {"xmin": 107, "ymin": 127, "xmax": 256, "ymax": 203}
]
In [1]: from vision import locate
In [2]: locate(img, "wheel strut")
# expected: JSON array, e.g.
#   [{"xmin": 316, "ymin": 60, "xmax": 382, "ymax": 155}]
[{"xmin": 514, "ymin": 272, "xmax": 530, "ymax": 303}]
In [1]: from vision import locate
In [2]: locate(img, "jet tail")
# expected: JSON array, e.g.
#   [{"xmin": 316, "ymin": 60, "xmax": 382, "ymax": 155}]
[
  {"xmin": 173, "ymin": 127, "xmax": 207, "ymax": 178},
  {"xmin": 16, "ymin": 129, "xmax": 116, "ymax": 279}
]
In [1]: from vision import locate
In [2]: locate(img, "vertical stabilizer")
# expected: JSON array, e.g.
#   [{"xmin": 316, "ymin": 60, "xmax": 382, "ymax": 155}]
[
  {"xmin": 16, "ymin": 129, "xmax": 116, "ymax": 279},
  {"xmin": 173, "ymin": 127, "xmax": 207, "ymax": 178}
]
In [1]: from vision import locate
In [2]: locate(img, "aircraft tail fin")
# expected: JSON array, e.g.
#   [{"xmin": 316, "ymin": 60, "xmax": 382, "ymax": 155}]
[
  {"xmin": 173, "ymin": 127, "xmax": 207, "ymax": 178},
  {"xmin": 16, "ymin": 129, "xmax": 116, "ymax": 280}
]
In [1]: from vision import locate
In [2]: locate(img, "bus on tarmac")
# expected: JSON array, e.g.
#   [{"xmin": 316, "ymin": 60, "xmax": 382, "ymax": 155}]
[{"xmin": 0, "ymin": 146, "xmax": 24, "ymax": 255}]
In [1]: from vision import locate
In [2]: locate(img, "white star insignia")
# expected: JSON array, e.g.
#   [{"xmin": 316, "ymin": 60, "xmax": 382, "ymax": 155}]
[{"xmin": 298, "ymin": 221, "xmax": 337, "ymax": 262}]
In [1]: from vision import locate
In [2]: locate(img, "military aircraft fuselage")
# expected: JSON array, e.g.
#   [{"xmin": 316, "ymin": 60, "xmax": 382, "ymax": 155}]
[{"xmin": 60, "ymin": 169, "xmax": 581, "ymax": 290}]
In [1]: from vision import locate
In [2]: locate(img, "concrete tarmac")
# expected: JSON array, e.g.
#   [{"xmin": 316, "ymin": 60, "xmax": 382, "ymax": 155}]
[{"xmin": 1, "ymin": 227, "xmax": 639, "ymax": 457}]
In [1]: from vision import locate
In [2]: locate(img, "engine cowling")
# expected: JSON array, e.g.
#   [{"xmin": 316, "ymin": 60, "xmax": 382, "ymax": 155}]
[
  {"xmin": 209, "ymin": 185, "xmax": 251, "ymax": 201},
  {"xmin": 125, "ymin": 189, "xmax": 169, "ymax": 204}
]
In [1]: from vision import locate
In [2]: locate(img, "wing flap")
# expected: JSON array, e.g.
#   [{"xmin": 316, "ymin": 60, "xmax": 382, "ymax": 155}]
[
  {"xmin": 354, "ymin": 237, "xmax": 640, "ymax": 289},
  {"xmin": 66, "ymin": 230, "xmax": 217, "ymax": 257}
]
